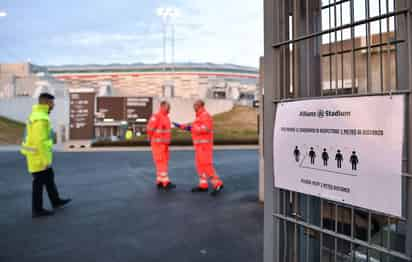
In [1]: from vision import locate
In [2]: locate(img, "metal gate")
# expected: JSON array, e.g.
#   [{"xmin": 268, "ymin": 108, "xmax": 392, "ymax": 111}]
[{"xmin": 263, "ymin": 0, "xmax": 412, "ymax": 261}]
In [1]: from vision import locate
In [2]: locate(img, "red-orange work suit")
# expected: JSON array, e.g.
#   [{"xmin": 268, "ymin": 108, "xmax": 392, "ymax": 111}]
[
  {"xmin": 184, "ymin": 107, "xmax": 223, "ymax": 190},
  {"xmin": 147, "ymin": 108, "xmax": 171, "ymax": 187}
]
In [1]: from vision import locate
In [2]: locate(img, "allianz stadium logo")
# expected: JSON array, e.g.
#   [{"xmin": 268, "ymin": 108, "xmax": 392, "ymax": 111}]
[{"xmin": 299, "ymin": 110, "xmax": 351, "ymax": 118}]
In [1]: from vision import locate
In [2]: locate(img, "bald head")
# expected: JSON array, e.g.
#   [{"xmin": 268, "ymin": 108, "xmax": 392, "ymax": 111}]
[
  {"xmin": 160, "ymin": 100, "xmax": 170, "ymax": 114},
  {"xmin": 193, "ymin": 99, "xmax": 205, "ymax": 112}
]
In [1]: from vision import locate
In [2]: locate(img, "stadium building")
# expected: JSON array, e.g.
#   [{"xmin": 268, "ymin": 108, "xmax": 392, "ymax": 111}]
[{"xmin": 47, "ymin": 63, "xmax": 258, "ymax": 101}]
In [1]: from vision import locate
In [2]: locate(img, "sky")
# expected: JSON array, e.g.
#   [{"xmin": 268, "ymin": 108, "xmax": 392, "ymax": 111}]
[{"xmin": 0, "ymin": 0, "xmax": 263, "ymax": 67}]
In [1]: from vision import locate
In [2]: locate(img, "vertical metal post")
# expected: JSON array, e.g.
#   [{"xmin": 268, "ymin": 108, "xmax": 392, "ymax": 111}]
[
  {"xmin": 293, "ymin": 0, "xmax": 299, "ymax": 98},
  {"xmin": 329, "ymin": 0, "xmax": 333, "ymax": 94},
  {"xmin": 340, "ymin": 3, "xmax": 344, "ymax": 93},
  {"xmin": 379, "ymin": 0, "xmax": 384, "ymax": 93},
  {"xmin": 306, "ymin": 196, "xmax": 310, "ymax": 262},
  {"xmin": 320, "ymin": 199, "xmax": 324, "ymax": 262},
  {"xmin": 350, "ymin": 0, "xmax": 356, "ymax": 94},
  {"xmin": 162, "ymin": 19, "xmax": 167, "ymax": 77},
  {"xmin": 334, "ymin": 204, "xmax": 338, "ymax": 262},
  {"xmin": 263, "ymin": 0, "xmax": 283, "ymax": 261},
  {"xmin": 306, "ymin": 0, "xmax": 311, "ymax": 97},
  {"xmin": 171, "ymin": 23, "xmax": 175, "ymax": 80},
  {"xmin": 387, "ymin": 0, "xmax": 393, "ymax": 94},
  {"xmin": 334, "ymin": 0, "xmax": 339, "ymax": 95},
  {"xmin": 395, "ymin": 1, "xmax": 412, "ymax": 257},
  {"xmin": 365, "ymin": 0, "xmax": 371, "ymax": 93},
  {"xmin": 405, "ymin": 0, "xmax": 412, "ymax": 256},
  {"xmin": 393, "ymin": 0, "xmax": 399, "ymax": 91}
]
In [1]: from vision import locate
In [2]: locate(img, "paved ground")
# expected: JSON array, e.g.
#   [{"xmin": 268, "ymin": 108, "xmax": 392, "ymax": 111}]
[{"xmin": 0, "ymin": 150, "xmax": 262, "ymax": 262}]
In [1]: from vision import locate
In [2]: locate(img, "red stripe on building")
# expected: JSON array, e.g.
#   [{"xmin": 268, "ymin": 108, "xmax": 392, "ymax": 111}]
[{"xmin": 54, "ymin": 72, "xmax": 257, "ymax": 80}]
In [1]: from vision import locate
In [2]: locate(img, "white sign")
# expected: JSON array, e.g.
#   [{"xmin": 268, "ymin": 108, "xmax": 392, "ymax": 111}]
[{"xmin": 273, "ymin": 95, "xmax": 404, "ymax": 217}]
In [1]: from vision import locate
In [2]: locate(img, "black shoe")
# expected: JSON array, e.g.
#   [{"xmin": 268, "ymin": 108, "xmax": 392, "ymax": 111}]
[
  {"xmin": 163, "ymin": 183, "xmax": 177, "ymax": 191},
  {"xmin": 32, "ymin": 209, "xmax": 54, "ymax": 218},
  {"xmin": 210, "ymin": 185, "xmax": 224, "ymax": 196},
  {"xmin": 191, "ymin": 186, "xmax": 209, "ymax": 193},
  {"xmin": 53, "ymin": 198, "xmax": 72, "ymax": 209}
]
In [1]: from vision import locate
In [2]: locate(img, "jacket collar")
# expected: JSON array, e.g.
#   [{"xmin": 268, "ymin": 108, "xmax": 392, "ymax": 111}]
[
  {"xmin": 196, "ymin": 107, "xmax": 206, "ymax": 117},
  {"xmin": 32, "ymin": 104, "xmax": 50, "ymax": 114},
  {"xmin": 159, "ymin": 107, "xmax": 169, "ymax": 116}
]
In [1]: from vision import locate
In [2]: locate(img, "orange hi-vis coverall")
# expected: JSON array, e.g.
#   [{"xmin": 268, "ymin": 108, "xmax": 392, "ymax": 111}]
[
  {"xmin": 147, "ymin": 108, "xmax": 172, "ymax": 187},
  {"xmin": 184, "ymin": 107, "xmax": 223, "ymax": 190}
]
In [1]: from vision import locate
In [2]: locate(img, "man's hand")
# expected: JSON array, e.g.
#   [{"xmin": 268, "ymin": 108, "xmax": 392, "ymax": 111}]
[{"xmin": 184, "ymin": 126, "xmax": 192, "ymax": 131}]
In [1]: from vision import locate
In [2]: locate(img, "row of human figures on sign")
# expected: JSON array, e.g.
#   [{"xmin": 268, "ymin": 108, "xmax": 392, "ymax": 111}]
[{"xmin": 293, "ymin": 146, "xmax": 359, "ymax": 170}]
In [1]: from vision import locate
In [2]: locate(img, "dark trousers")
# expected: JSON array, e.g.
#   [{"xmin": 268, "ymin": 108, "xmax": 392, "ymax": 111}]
[{"xmin": 32, "ymin": 168, "xmax": 61, "ymax": 212}]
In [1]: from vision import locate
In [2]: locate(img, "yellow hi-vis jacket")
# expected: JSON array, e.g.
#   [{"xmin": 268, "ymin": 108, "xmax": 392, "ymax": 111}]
[
  {"xmin": 20, "ymin": 104, "xmax": 53, "ymax": 173},
  {"xmin": 125, "ymin": 130, "xmax": 133, "ymax": 140}
]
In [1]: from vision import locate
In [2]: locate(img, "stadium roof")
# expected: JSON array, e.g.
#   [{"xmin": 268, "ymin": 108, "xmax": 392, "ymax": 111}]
[{"xmin": 47, "ymin": 63, "xmax": 258, "ymax": 75}]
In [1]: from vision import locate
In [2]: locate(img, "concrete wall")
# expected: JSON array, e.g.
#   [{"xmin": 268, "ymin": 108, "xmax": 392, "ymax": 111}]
[{"xmin": 0, "ymin": 97, "xmax": 70, "ymax": 143}]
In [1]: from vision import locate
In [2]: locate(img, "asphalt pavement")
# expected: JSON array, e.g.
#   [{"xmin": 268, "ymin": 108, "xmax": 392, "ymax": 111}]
[{"xmin": 0, "ymin": 150, "xmax": 262, "ymax": 262}]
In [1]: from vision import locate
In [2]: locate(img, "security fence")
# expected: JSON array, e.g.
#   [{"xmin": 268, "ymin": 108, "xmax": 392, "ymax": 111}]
[{"xmin": 263, "ymin": 0, "xmax": 412, "ymax": 261}]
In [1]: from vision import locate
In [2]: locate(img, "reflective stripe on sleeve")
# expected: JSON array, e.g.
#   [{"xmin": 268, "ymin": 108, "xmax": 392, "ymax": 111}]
[
  {"xmin": 193, "ymin": 139, "xmax": 211, "ymax": 144},
  {"xmin": 152, "ymin": 138, "xmax": 171, "ymax": 143},
  {"xmin": 153, "ymin": 129, "xmax": 171, "ymax": 134},
  {"xmin": 21, "ymin": 145, "xmax": 38, "ymax": 153}
]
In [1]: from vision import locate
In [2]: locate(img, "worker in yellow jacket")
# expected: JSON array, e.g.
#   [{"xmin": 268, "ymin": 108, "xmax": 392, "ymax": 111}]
[
  {"xmin": 125, "ymin": 128, "xmax": 133, "ymax": 141},
  {"xmin": 20, "ymin": 93, "xmax": 71, "ymax": 218}
]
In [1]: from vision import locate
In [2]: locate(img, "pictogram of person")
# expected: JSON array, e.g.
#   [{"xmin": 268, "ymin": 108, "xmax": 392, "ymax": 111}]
[
  {"xmin": 293, "ymin": 146, "xmax": 300, "ymax": 162},
  {"xmin": 309, "ymin": 147, "xmax": 316, "ymax": 165},
  {"xmin": 350, "ymin": 151, "xmax": 359, "ymax": 170},
  {"xmin": 335, "ymin": 150, "xmax": 343, "ymax": 168},
  {"xmin": 322, "ymin": 148, "xmax": 329, "ymax": 166}
]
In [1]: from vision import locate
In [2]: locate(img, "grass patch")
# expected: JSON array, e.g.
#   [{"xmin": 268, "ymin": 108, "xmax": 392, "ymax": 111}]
[
  {"xmin": 0, "ymin": 116, "xmax": 25, "ymax": 145},
  {"xmin": 92, "ymin": 106, "xmax": 259, "ymax": 147}
]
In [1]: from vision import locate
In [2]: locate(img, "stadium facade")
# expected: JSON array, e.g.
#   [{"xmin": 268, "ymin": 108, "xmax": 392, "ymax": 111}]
[{"xmin": 47, "ymin": 63, "xmax": 259, "ymax": 100}]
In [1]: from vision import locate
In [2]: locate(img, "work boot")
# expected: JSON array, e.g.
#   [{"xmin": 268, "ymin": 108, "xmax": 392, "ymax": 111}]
[
  {"xmin": 53, "ymin": 198, "xmax": 72, "ymax": 209},
  {"xmin": 32, "ymin": 209, "xmax": 54, "ymax": 218},
  {"xmin": 191, "ymin": 186, "xmax": 209, "ymax": 193},
  {"xmin": 210, "ymin": 185, "xmax": 224, "ymax": 196}
]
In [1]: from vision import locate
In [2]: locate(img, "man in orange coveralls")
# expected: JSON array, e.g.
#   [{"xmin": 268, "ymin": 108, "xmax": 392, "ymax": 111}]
[
  {"xmin": 173, "ymin": 99, "xmax": 224, "ymax": 196},
  {"xmin": 147, "ymin": 101, "xmax": 176, "ymax": 190}
]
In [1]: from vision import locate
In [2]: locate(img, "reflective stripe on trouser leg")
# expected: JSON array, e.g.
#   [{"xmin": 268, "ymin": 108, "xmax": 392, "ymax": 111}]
[
  {"xmin": 205, "ymin": 164, "xmax": 223, "ymax": 188},
  {"xmin": 152, "ymin": 144, "xmax": 169, "ymax": 185},
  {"xmin": 198, "ymin": 173, "xmax": 209, "ymax": 189},
  {"xmin": 195, "ymin": 146, "xmax": 209, "ymax": 189},
  {"xmin": 156, "ymin": 172, "xmax": 170, "ymax": 186}
]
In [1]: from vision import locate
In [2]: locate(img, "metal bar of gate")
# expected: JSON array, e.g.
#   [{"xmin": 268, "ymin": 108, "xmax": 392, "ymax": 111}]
[
  {"xmin": 273, "ymin": 9, "xmax": 409, "ymax": 48},
  {"xmin": 350, "ymin": 0, "xmax": 356, "ymax": 94},
  {"xmin": 273, "ymin": 213, "xmax": 412, "ymax": 261},
  {"xmin": 335, "ymin": 0, "xmax": 339, "ymax": 95},
  {"xmin": 379, "ymin": 0, "xmax": 384, "ymax": 93},
  {"xmin": 366, "ymin": 0, "xmax": 371, "ymax": 93},
  {"xmin": 273, "ymin": 90, "xmax": 410, "ymax": 104},
  {"xmin": 321, "ymin": 39, "xmax": 404, "ymax": 57},
  {"xmin": 322, "ymin": 0, "xmax": 349, "ymax": 10}
]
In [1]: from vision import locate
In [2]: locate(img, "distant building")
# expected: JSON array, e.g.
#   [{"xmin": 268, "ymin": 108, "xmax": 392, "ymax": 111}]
[
  {"xmin": 0, "ymin": 63, "xmax": 68, "ymax": 98},
  {"xmin": 47, "ymin": 63, "xmax": 259, "ymax": 100}
]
